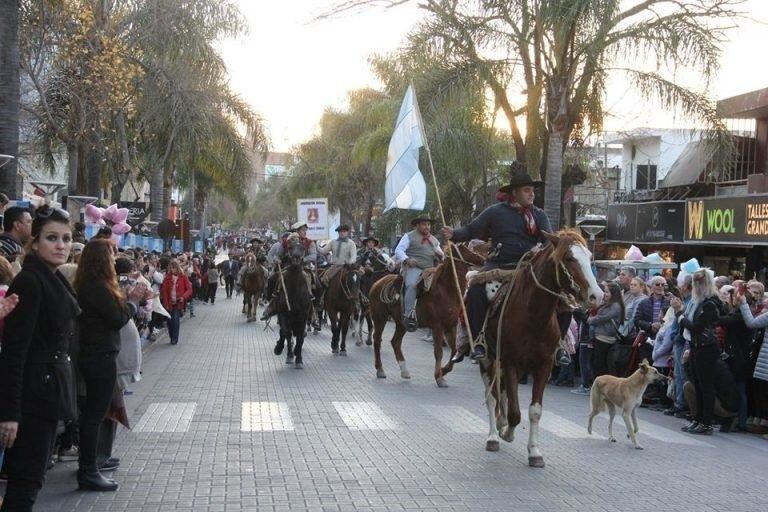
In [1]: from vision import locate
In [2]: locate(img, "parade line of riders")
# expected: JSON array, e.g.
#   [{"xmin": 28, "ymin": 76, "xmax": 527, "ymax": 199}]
[{"xmin": 1, "ymin": 169, "xmax": 768, "ymax": 510}]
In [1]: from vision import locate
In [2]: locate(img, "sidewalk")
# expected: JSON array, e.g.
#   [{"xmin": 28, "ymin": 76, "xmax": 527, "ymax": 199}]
[{"xmin": 13, "ymin": 289, "xmax": 768, "ymax": 511}]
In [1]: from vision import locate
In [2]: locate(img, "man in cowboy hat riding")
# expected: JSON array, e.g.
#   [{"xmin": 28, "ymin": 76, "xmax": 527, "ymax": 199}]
[
  {"xmin": 357, "ymin": 236, "xmax": 386, "ymax": 271},
  {"xmin": 443, "ymin": 170, "xmax": 553, "ymax": 361},
  {"xmin": 317, "ymin": 224, "xmax": 357, "ymax": 286},
  {"xmin": 394, "ymin": 216, "xmax": 445, "ymax": 332}
]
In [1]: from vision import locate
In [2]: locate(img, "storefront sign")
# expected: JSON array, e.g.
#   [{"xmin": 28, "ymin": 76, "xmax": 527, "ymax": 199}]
[
  {"xmin": 607, "ymin": 201, "xmax": 685, "ymax": 244},
  {"xmin": 635, "ymin": 202, "xmax": 685, "ymax": 243},
  {"xmin": 685, "ymin": 194, "xmax": 768, "ymax": 244},
  {"xmin": 606, "ymin": 203, "xmax": 637, "ymax": 242},
  {"xmin": 118, "ymin": 201, "xmax": 149, "ymax": 226}
]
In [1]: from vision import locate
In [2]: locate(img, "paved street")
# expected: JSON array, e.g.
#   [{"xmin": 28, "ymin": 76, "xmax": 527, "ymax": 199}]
[{"xmin": 14, "ymin": 289, "xmax": 768, "ymax": 512}]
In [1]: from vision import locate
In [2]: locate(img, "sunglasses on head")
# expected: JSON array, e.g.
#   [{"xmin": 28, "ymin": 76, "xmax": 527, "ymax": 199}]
[{"xmin": 35, "ymin": 206, "xmax": 70, "ymax": 220}]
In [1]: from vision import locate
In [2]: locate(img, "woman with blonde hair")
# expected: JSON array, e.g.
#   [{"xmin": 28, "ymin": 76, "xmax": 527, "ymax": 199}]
[{"xmin": 672, "ymin": 269, "xmax": 723, "ymax": 435}]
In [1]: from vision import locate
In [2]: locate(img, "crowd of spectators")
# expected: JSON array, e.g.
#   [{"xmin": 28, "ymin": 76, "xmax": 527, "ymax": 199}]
[
  {"xmin": 554, "ymin": 263, "xmax": 768, "ymax": 439},
  {"xmin": 0, "ymin": 204, "xmax": 233, "ymax": 510}
]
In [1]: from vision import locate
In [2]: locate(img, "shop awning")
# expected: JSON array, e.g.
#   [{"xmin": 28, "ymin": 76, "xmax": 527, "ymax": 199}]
[{"xmin": 660, "ymin": 140, "xmax": 713, "ymax": 188}]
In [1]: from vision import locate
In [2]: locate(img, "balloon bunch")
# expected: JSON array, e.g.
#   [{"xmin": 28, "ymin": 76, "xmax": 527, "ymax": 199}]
[{"xmin": 84, "ymin": 204, "xmax": 132, "ymax": 244}]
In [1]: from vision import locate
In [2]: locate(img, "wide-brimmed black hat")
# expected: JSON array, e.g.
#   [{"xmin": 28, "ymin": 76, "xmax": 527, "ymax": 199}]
[
  {"xmin": 335, "ymin": 224, "xmax": 351, "ymax": 232},
  {"xmin": 498, "ymin": 172, "xmax": 544, "ymax": 193},
  {"xmin": 362, "ymin": 236, "xmax": 379, "ymax": 246},
  {"xmin": 410, "ymin": 216, "xmax": 435, "ymax": 227},
  {"xmin": 249, "ymin": 237, "xmax": 263, "ymax": 244}
]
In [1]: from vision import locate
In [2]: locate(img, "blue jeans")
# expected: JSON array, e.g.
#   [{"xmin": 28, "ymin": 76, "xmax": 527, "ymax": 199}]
[
  {"xmin": 578, "ymin": 344, "xmax": 593, "ymax": 387},
  {"xmin": 673, "ymin": 341, "xmax": 686, "ymax": 410},
  {"xmin": 168, "ymin": 308, "xmax": 181, "ymax": 342}
]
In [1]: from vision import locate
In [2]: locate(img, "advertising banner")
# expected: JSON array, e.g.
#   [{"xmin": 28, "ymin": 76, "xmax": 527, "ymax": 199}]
[
  {"xmin": 118, "ymin": 201, "xmax": 149, "ymax": 226},
  {"xmin": 685, "ymin": 194, "xmax": 768, "ymax": 244},
  {"xmin": 606, "ymin": 203, "xmax": 637, "ymax": 242},
  {"xmin": 296, "ymin": 197, "xmax": 329, "ymax": 240}
]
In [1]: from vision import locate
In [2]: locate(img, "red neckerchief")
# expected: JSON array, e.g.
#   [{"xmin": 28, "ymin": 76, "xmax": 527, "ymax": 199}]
[
  {"xmin": 510, "ymin": 201, "xmax": 537, "ymax": 235},
  {"xmin": 421, "ymin": 233, "xmax": 432, "ymax": 245}
]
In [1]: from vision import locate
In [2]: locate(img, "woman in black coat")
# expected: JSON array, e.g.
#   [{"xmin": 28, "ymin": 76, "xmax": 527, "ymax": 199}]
[
  {"xmin": 0, "ymin": 207, "xmax": 79, "ymax": 511},
  {"xmin": 672, "ymin": 269, "xmax": 723, "ymax": 435},
  {"xmin": 72, "ymin": 238, "xmax": 149, "ymax": 492}
]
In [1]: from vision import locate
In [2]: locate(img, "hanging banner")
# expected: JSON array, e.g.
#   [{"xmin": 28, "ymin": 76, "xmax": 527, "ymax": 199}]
[
  {"xmin": 296, "ymin": 197, "xmax": 329, "ymax": 240},
  {"xmin": 328, "ymin": 210, "xmax": 341, "ymax": 240},
  {"xmin": 606, "ymin": 203, "xmax": 637, "ymax": 243},
  {"xmin": 634, "ymin": 201, "xmax": 685, "ymax": 243}
]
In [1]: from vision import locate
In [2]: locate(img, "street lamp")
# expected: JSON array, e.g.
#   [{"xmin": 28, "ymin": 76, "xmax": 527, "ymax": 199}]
[
  {"xmin": 577, "ymin": 215, "xmax": 606, "ymax": 262},
  {"xmin": 0, "ymin": 154, "xmax": 14, "ymax": 169}
]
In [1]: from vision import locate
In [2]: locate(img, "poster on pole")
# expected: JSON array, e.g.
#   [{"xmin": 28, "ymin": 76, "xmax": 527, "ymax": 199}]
[{"xmin": 296, "ymin": 197, "xmax": 329, "ymax": 240}]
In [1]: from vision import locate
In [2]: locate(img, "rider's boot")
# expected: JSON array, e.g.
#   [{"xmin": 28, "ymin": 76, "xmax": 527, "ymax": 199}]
[
  {"xmin": 555, "ymin": 346, "xmax": 571, "ymax": 366},
  {"xmin": 403, "ymin": 311, "xmax": 418, "ymax": 333},
  {"xmin": 470, "ymin": 343, "xmax": 486, "ymax": 361},
  {"xmin": 451, "ymin": 343, "xmax": 470, "ymax": 363}
]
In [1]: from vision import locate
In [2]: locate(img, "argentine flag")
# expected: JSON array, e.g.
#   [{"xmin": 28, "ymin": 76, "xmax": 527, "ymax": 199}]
[{"xmin": 383, "ymin": 85, "xmax": 427, "ymax": 212}]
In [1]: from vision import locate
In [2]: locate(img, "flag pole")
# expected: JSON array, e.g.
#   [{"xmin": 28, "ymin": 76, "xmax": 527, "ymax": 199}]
[{"xmin": 411, "ymin": 85, "xmax": 475, "ymax": 349}]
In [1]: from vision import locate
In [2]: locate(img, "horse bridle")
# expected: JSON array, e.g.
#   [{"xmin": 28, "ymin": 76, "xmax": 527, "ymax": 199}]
[
  {"xmin": 527, "ymin": 248, "xmax": 581, "ymax": 307},
  {"xmin": 338, "ymin": 268, "xmax": 360, "ymax": 301}
]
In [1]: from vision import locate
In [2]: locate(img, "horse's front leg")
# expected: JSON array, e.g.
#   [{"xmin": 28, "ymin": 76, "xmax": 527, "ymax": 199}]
[
  {"xmin": 481, "ymin": 364, "xmax": 501, "ymax": 452},
  {"xmin": 329, "ymin": 311, "xmax": 340, "ymax": 354},
  {"xmin": 293, "ymin": 322, "xmax": 304, "ymax": 369},
  {"xmin": 440, "ymin": 325, "xmax": 458, "ymax": 376},
  {"xmin": 501, "ymin": 365, "xmax": 520, "ymax": 443},
  {"xmin": 339, "ymin": 311, "xmax": 350, "ymax": 355},
  {"xmin": 432, "ymin": 327, "xmax": 448, "ymax": 388},
  {"xmin": 527, "ymin": 366, "xmax": 551, "ymax": 468}
]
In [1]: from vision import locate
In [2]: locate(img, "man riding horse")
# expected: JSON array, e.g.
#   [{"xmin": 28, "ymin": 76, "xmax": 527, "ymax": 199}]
[
  {"xmin": 394, "ymin": 216, "xmax": 444, "ymax": 332},
  {"xmin": 357, "ymin": 236, "xmax": 387, "ymax": 271},
  {"xmin": 443, "ymin": 171, "xmax": 572, "ymax": 362},
  {"xmin": 317, "ymin": 224, "xmax": 357, "ymax": 286}
]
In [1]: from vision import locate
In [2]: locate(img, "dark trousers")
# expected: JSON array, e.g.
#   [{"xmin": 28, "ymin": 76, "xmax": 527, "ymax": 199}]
[
  {"xmin": 207, "ymin": 282, "xmax": 217, "ymax": 303},
  {"xmin": 690, "ymin": 343, "xmax": 719, "ymax": 425},
  {"xmin": 466, "ymin": 283, "xmax": 488, "ymax": 340},
  {"xmin": 578, "ymin": 344, "xmax": 594, "ymax": 387},
  {"xmin": 1, "ymin": 414, "xmax": 58, "ymax": 511},
  {"xmin": 168, "ymin": 308, "xmax": 181, "ymax": 342},
  {"xmin": 592, "ymin": 340, "xmax": 615, "ymax": 377},
  {"xmin": 78, "ymin": 352, "xmax": 117, "ymax": 470},
  {"xmin": 96, "ymin": 418, "xmax": 117, "ymax": 466},
  {"xmin": 224, "ymin": 276, "xmax": 235, "ymax": 297}
]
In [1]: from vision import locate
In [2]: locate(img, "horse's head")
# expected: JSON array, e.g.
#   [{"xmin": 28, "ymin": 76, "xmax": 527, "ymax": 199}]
[
  {"xmin": 285, "ymin": 233, "xmax": 306, "ymax": 266},
  {"xmin": 450, "ymin": 243, "xmax": 486, "ymax": 269},
  {"xmin": 541, "ymin": 229, "xmax": 604, "ymax": 307},
  {"xmin": 342, "ymin": 263, "xmax": 361, "ymax": 297},
  {"xmin": 244, "ymin": 253, "xmax": 257, "ymax": 269}
]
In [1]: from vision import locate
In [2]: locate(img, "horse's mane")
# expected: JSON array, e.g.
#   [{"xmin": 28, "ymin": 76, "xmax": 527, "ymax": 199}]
[{"xmin": 549, "ymin": 228, "xmax": 587, "ymax": 264}]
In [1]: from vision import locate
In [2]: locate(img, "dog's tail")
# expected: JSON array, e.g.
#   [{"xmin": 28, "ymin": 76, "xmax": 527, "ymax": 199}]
[{"xmin": 589, "ymin": 378, "xmax": 605, "ymax": 413}]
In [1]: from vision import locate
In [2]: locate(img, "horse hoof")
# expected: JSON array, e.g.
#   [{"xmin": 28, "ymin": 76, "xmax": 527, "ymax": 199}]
[
  {"xmin": 528, "ymin": 456, "xmax": 545, "ymax": 468},
  {"xmin": 286, "ymin": 357, "xmax": 294, "ymax": 365},
  {"xmin": 485, "ymin": 440, "xmax": 500, "ymax": 452},
  {"xmin": 400, "ymin": 369, "xmax": 411, "ymax": 379},
  {"xmin": 339, "ymin": 350, "xmax": 347, "ymax": 357},
  {"xmin": 294, "ymin": 362, "xmax": 304, "ymax": 370},
  {"xmin": 376, "ymin": 370, "xmax": 387, "ymax": 379},
  {"xmin": 247, "ymin": 317, "xmax": 256, "ymax": 323},
  {"xmin": 355, "ymin": 340, "xmax": 363, "ymax": 347},
  {"xmin": 332, "ymin": 349, "xmax": 339, "ymax": 355},
  {"xmin": 436, "ymin": 378, "xmax": 448, "ymax": 388},
  {"xmin": 366, "ymin": 338, "xmax": 372, "ymax": 346},
  {"xmin": 274, "ymin": 344, "xmax": 284, "ymax": 356},
  {"xmin": 500, "ymin": 427, "xmax": 514, "ymax": 443}
]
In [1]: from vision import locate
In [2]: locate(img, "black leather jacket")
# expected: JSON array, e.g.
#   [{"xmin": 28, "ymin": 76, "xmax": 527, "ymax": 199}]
[{"xmin": 676, "ymin": 296, "xmax": 723, "ymax": 348}]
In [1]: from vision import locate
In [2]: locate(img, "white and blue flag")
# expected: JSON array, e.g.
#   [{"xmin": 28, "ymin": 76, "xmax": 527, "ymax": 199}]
[{"xmin": 384, "ymin": 85, "xmax": 427, "ymax": 212}]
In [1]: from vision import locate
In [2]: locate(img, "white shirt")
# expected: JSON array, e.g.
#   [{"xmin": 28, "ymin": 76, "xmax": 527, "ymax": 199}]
[{"xmin": 393, "ymin": 233, "xmax": 444, "ymax": 263}]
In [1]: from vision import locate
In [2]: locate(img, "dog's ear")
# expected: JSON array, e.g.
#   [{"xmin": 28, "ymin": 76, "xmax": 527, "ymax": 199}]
[{"xmin": 639, "ymin": 359, "xmax": 649, "ymax": 372}]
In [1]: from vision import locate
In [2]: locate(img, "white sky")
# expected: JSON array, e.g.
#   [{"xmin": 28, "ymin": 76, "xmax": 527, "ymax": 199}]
[{"xmin": 219, "ymin": 0, "xmax": 768, "ymax": 152}]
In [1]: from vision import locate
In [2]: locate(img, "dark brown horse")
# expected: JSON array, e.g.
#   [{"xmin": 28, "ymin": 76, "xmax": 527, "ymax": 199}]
[
  {"xmin": 480, "ymin": 230, "xmax": 603, "ymax": 467},
  {"xmin": 368, "ymin": 244, "xmax": 485, "ymax": 387},
  {"xmin": 323, "ymin": 264, "xmax": 362, "ymax": 355},
  {"xmin": 241, "ymin": 253, "xmax": 265, "ymax": 322}
]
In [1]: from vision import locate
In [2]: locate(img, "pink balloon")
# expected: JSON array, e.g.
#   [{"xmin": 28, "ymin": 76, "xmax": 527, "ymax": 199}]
[
  {"xmin": 112, "ymin": 208, "xmax": 129, "ymax": 224},
  {"xmin": 105, "ymin": 204, "xmax": 118, "ymax": 218},
  {"xmin": 85, "ymin": 204, "xmax": 104, "ymax": 224},
  {"xmin": 111, "ymin": 222, "xmax": 132, "ymax": 235}
]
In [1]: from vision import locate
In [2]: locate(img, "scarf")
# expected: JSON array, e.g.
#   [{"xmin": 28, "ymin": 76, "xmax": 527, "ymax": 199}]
[
  {"xmin": 421, "ymin": 233, "xmax": 433, "ymax": 245},
  {"xmin": 510, "ymin": 202, "xmax": 537, "ymax": 236}
]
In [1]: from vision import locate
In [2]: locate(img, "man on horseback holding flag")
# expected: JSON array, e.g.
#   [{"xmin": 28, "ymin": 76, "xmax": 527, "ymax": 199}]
[
  {"xmin": 394, "ymin": 216, "xmax": 444, "ymax": 332},
  {"xmin": 443, "ymin": 171, "xmax": 570, "ymax": 362}
]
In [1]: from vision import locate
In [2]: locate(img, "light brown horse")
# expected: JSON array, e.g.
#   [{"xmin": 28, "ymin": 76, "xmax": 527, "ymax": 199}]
[
  {"xmin": 479, "ymin": 230, "xmax": 603, "ymax": 467},
  {"xmin": 241, "ymin": 253, "xmax": 265, "ymax": 322},
  {"xmin": 368, "ymin": 244, "xmax": 485, "ymax": 387}
]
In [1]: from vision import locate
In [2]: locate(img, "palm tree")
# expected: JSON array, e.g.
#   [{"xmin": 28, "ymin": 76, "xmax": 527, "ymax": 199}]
[
  {"xmin": 0, "ymin": 0, "xmax": 21, "ymax": 197},
  {"xmin": 325, "ymin": 0, "xmax": 741, "ymax": 227}
]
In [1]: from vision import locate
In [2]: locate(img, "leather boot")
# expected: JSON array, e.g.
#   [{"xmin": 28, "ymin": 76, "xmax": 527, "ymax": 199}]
[{"xmin": 77, "ymin": 468, "xmax": 119, "ymax": 492}]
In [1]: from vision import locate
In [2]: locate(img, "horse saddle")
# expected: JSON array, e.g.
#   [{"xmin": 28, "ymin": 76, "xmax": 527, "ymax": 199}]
[
  {"xmin": 466, "ymin": 268, "xmax": 517, "ymax": 303},
  {"xmin": 416, "ymin": 267, "xmax": 441, "ymax": 295}
]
